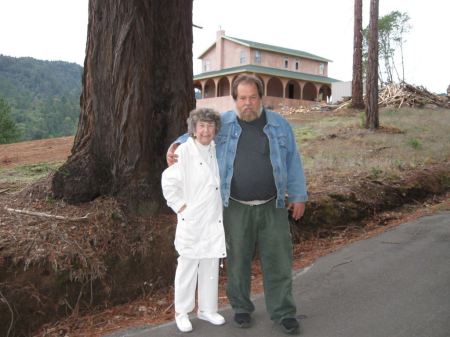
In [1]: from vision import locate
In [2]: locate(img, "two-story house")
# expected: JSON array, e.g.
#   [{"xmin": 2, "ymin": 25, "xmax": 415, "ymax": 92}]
[{"xmin": 194, "ymin": 30, "xmax": 340, "ymax": 112}]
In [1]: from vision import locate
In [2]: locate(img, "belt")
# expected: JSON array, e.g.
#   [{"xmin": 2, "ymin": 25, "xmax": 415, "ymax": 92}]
[{"xmin": 230, "ymin": 196, "xmax": 276, "ymax": 206}]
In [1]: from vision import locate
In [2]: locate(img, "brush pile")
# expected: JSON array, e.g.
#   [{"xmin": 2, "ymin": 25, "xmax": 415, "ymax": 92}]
[
  {"xmin": 379, "ymin": 82, "xmax": 448, "ymax": 108},
  {"xmin": 336, "ymin": 82, "xmax": 449, "ymax": 110},
  {"xmin": 278, "ymin": 102, "xmax": 333, "ymax": 115},
  {"xmin": 278, "ymin": 105, "xmax": 309, "ymax": 114}
]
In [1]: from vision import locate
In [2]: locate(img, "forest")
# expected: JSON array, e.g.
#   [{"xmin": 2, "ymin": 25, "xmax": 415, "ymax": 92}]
[{"xmin": 0, "ymin": 55, "xmax": 82, "ymax": 142}]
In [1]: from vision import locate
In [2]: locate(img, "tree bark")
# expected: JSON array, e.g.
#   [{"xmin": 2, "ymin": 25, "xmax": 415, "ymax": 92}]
[
  {"xmin": 351, "ymin": 0, "xmax": 364, "ymax": 109},
  {"xmin": 365, "ymin": 0, "xmax": 379, "ymax": 130},
  {"xmin": 52, "ymin": 0, "xmax": 194, "ymax": 214}
]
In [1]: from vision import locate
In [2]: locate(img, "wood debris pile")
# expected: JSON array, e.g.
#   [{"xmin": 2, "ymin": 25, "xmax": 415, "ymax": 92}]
[
  {"xmin": 278, "ymin": 104, "xmax": 310, "ymax": 115},
  {"xmin": 379, "ymin": 82, "xmax": 449, "ymax": 108},
  {"xmin": 1, "ymin": 195, "xmax": 126, "ymax": 282},
  {"xmin": 336, "ymin": 82, "xmax": 449, "ymax": 110},
  {"xmin": 277, "ymin": 103, "xmax": 331, "ymax": 115}
]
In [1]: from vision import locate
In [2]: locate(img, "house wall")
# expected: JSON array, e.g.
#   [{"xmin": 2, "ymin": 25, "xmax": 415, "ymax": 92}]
[
  {"xmin": 223, "ymin": 40, "xmax": 249, "ymax": 69},
  {"xmin": 202, "ymin": 48, "xmax": 217, "ymax": 72},
  {"xmin": 195, "ymin": 95, "xmax": 317, "ymax": 113},
  {"xmin": 200, "ymin": 37, "xmax": 329, "ymax": 77},
  {"xmin": 195, "ymin": 96, "xmax": 235, "ymax": 112},
  {"xmin": 331, "ymin": 81, "xmax": 352, "ymax": 104},
  {"xmin": 298, "ymin": 58, "xmax": 328, "ymax": 76},
  {"xmin": 256, "ymin": 52, "xmax": 327, "ymax": 76},
  {"xmin": 263, "ymin": 96, "xmax": 317, "ymax": 110}
]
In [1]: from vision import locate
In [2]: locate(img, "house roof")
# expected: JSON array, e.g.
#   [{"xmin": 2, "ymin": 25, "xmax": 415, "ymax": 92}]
[
  {"xmin": 198, "ymin": 35, "xmax": 332, "ymax": 63},
  {"xmin": 193, "ymin": 64, "xmax": 340, "ymax": 85}
]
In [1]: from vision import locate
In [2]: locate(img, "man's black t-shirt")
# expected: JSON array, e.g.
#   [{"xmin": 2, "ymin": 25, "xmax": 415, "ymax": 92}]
[{"xmin": 230, "ymin": 110, "xmax": 277, "ymax": 201}]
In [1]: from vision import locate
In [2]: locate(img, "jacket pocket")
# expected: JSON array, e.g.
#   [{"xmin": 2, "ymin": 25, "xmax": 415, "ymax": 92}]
[{"xmin": 176, "ymin": 209, "xmax": 200, "ymax": 245}]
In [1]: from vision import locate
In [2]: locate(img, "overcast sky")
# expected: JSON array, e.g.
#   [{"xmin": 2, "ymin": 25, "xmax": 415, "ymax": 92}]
[{"xmin": 0, "ymin": 0, "xmax": 448, "ymax": 93}]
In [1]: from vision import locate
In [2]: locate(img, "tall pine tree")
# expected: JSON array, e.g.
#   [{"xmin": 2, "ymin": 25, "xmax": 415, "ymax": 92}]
[
  {"xmin": 351, "ymin": 0, "xmax": 364, "ymax": 109},
  {"xmin": 365, "ymin": 0, "xmax": 379, "ymax": 129}
]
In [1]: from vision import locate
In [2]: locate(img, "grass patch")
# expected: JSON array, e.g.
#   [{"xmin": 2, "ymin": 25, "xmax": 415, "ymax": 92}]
[
  {"xmin": 293, "ymin": 107, "xmax": 450, "ymax": 189},
  {"xmin": 293, "ymin": 126, "xmax": 318, "ymax": 142},
  {"xmin": 407, "ymin": 138, "xmax": 422, "ymax": 149},
  {"xmin": 0, "ymin": 161, "xmax": 62, "ymax": 187}
]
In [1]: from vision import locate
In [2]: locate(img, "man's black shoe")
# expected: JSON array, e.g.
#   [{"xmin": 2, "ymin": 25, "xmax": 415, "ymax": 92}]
[
  {"xmin": 280, "ymin": 317, "xmax": 300, "ymax": 335},
  {"xmin": 234, "ymin": 313, "xmax": 251, "ymax": 328}
]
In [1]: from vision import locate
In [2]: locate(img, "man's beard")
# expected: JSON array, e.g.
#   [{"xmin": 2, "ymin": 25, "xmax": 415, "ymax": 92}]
[{"xmin": 237, "ymin": 105, "xmax": 263, "ymax": 122}]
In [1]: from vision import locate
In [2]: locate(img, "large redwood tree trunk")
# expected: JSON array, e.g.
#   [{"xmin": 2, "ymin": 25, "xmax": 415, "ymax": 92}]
[{"xmin": 52, "ymin": 0, "xmax": 194, "ymax": 213}]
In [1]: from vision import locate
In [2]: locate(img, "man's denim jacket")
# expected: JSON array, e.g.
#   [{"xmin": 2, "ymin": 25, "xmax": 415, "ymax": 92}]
[{"xmin": 176, "ymin": 109, "xmax": 308, "ymax": 208}]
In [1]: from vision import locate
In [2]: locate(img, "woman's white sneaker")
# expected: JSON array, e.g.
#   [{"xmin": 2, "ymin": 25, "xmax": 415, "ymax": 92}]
[
  {"xmin": 175, "ymin": 313, "xmax": 193, "ymax": 332},
  {"xmin": 197, "ymin": 311, "xmax": 226, "ymax": 325}
]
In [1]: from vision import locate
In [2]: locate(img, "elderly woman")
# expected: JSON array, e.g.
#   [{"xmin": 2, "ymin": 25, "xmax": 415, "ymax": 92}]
[{"xmin": 161, "ymin": 108, "xmax": 226, "ymax": 332}]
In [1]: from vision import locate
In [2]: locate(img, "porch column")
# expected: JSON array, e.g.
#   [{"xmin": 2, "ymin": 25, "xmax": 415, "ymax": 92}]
[
  {"xmin": 315, "ymin": 83, "xmax": 322, "ymax": 101},
  {"xmin": 201, "ymin": 80, "xmax": 206, "ymax": 99},
  {"xmin": 280, "ymin": 78, "xmax": 289, "ymax": 98},
  {"xmin": 298, "ymin": 81, "xmax": 303, "ymax": 100}
]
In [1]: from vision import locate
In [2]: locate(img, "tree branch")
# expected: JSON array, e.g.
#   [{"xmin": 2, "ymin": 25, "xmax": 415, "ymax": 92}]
[{"xmin": 4, "ymin": 207, "xmax": 90, "ymax": 222}]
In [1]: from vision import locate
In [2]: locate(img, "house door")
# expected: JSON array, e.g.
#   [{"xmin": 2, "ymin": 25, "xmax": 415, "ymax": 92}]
[{"xmin": 288, "ymin": 84, "xmax": 294, "ymax": 99}]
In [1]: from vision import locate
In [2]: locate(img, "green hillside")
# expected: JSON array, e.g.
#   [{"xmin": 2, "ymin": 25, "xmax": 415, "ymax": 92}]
[{"xmin": 0, "ymin": 55, "xmax": 82, "ymax": 141}]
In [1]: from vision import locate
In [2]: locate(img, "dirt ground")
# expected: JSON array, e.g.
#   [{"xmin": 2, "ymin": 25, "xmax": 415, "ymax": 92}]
[
  {"xmin": 0, "ymin": 136, "xmax": 73, "ymax": 169},
  {"xmin": 1, "ymin": 131, "xmax": 449, "ymax": 337}
]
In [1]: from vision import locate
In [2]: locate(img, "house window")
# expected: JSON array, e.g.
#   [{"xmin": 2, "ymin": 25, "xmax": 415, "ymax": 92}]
[
  {"xmin": 240, "ymin": 50, "xmax": 247, "ymax": 64},
  {"xmin": 319, "ymin": 63, "xmax": 325, "ymax": 75},
  {"xmin": 203, "ymin": 59, "xmax": 210, "ymax": 72},
  {"xmin": 284, "ymin": 57, "xmax": 289, "ymax": 69},
  {"xmin": 295, "ymin": 59, "xmax": 299, "ymax": 71},
  {"xmin": 254, "ymin": 50, "xmax": 261, "ymax": 64}
]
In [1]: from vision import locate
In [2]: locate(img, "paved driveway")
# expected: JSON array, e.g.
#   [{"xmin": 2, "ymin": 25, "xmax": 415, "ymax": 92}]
[{"xmin": 106, "ymin": 211, "xmax": 450, "ymax": 337}]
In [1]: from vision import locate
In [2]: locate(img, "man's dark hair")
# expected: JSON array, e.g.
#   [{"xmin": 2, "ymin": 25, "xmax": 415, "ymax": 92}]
[{"xmin": 232, "ymin": 74, "xmax": 264, "ymax": 100}]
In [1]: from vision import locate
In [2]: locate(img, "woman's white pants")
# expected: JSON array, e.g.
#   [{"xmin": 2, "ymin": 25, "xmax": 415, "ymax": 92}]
[{"xmin": 174, "ymin": 256, "xmax": 220, "ymax": 314}]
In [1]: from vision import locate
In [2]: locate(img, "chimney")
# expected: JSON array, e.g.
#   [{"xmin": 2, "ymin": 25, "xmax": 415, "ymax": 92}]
[
  {"xmin": 217, "ymin": 29, "xmax": 225, "ymax": 39},
  {"xmin": 216, "ymin": 29, "xmax": 225, "ymax": 70}
]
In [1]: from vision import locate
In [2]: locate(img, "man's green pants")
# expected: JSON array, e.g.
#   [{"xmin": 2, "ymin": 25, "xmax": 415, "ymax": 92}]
[{"xmin": 223, "ymin": 199, "xmax": 297, "ymax": 321}]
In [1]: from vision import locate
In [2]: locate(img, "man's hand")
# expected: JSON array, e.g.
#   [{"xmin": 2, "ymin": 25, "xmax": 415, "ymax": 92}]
[
  {"xmin": 287, "ymin": 202, "xmax": 305, "ymax": 221},
  {"xmin": 166, "ymin": 143, "xmax": 179, "ymax": 166}
]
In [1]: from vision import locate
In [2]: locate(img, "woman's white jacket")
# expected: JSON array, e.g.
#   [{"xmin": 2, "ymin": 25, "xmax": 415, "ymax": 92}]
[{"xmin": 161, "ymin": 137, "xmax": 226, "ymax": 259}]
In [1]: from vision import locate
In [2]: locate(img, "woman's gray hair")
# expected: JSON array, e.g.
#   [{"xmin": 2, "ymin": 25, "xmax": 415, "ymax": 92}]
[{"xmin": 187, "ymin": 108, "xmax": 221, "ymax": 137}]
